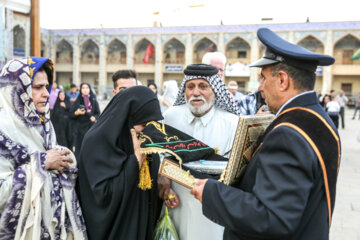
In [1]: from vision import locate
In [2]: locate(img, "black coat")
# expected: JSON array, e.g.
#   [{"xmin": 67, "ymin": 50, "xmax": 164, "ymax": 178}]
[
  {"xmin": 202, "ymin": 92, "xmax": 339, "ymax": 240},
  {"xmin": 76, "ymin": 86, "xmax": 164, "ymax": 240},
  {"xmin": 52, "ymin": 96, "xmax": 72, "ymax": 148},
  {"xmin": 70, "ymin": 92, "xmax": 100, "ymax": 158}
]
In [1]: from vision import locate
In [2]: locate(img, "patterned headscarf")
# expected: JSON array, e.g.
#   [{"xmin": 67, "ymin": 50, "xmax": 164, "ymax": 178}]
[
  {"xmin": 0, "ymin": 57, "xmax": 87, "ymax": 239},
  {"xmin": 0, "ymin": 57, "xmax": 55, "ymax": 148},
  {"xmin": 174, "ymin": 64, "xmax": 240, "ymax": 115}
]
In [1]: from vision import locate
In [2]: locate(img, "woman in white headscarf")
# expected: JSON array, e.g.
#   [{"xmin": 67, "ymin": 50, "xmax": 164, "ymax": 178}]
[
  {"xmin": 0, "ymin": 57, "xmax": 87, "ymax": 239},
  {"xmin": 160, "ymin": 80, "xmax": 179, "ymax": 113}
]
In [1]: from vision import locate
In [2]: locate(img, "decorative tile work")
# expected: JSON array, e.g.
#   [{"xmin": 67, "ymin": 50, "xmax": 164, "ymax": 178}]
[
  {"xmin": 192, "ymin": 34, "xmax": 218, "ymax": 44},
  {"xmin": 79, "ymin": 36, "xmax": 100, "ymax": 46},
  {"xmin": 333, "ymin": 30, "xmax": 360, "ymax": 44},
  {"xmin": 224, "ymin": 33, "xmax": 252, "ymax": 44},
  {"xmin": 54, "ymin": 35, "xmax": 74, "ymax": 46},
  {"xmin": 161, "ymin": 34, "xmax": 186, "ymax": 44},
  {"xmin": 132, "ymin": 35, "xmax": 156, "ymax": 45},
  {"xmin": 104, "ymin": 35, "xmax": 128, "ymax": 45},
  {"xmin": 293, "ymin": 31, "xmax": 327, "ymax": 43}
]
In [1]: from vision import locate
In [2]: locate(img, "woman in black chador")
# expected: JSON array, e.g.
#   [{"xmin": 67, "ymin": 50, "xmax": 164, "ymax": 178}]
[
  {"xmin": 76, "ymin": 86, "xmax": 163, "ymax": 240},
  {"xmin": 70, "ymin": 82, "xmax": 100, "ymax": 157},
  {"xmin": 52, "ymin": 90, "xmax": 72, "ymax": 148}
]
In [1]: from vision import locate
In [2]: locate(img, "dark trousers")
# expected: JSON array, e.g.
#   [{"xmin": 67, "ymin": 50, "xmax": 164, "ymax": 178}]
[
  {"xmin": 353, "ymin": 106, "xmax": 360, "ymax": 119},
  {"xmin": 339, "ymin": 107, "xmax": 345, "ymax": 129},
  {"xmin": 329, "ymin": 114, "xmax": 339, "ymax": 129}
]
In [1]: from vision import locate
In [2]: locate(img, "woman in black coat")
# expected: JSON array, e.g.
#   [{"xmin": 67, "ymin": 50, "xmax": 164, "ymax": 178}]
[
  {"xmin": 52, "ymin": 90, "xmax": 72, "ymax": 148},
  {"xmin": 77, "ymin": 86, "xmax": 163, "ymax": 240},
  {"xmin": 70, "ymin": 82, "xmax": 100, "ymax": 158}
]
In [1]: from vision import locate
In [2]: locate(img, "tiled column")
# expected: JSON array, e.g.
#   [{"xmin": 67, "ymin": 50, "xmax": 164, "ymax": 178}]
[
  {"xmin": 323, "ymin": 30, "xmax": 333, "ymax": 93},
  {"xmin": 155, "ymin": 34, "xmax": 163, "ymax": 87},
  {"xmin": 73, "ymin": 35, "xmax": 81, "ymax": 86},
  {"xmin": 218, "ymin": 32, "xmax": 224, "ymax": 53},
  {"xmin": 127, "ymin": 34, "xmax": 133, "ymax": 69},
  {"xmin": 98, "ymin": 34, "xmax": 106, "ymax": 97},
  {"xmin": 249, "ymin": 31, "xmax": 259, "ymax": 92},
  {"xmin": 7, "ymin": 9, "xmax": 13, "ymax": 60},
  {"xmin": 185, "ymin": 33, "xmax": 192, "ymax": 66}
]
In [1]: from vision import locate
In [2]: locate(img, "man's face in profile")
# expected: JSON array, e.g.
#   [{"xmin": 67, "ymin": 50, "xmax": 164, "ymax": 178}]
[{"xmin": 113, "ymin": 78, "xmax": 137, "ymax": 95}]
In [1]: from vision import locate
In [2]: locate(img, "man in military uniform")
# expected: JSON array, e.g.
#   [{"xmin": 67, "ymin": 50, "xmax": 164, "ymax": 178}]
[{"xmin": 191, "ymin": 28, "xmax": 341, "ymax": 239}]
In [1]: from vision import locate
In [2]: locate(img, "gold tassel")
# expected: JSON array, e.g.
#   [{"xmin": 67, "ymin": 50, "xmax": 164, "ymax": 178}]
[
  {"xmin": 213, "ymin": 146, "xmax": 220, "ymax": 155},
  {"xmin": 138, "ymin": 155, "xmax": 152, "ymax": 190}
]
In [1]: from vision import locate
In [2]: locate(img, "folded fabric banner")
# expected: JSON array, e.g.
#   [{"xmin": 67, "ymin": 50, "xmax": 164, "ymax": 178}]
[{"xmin": 139, "ymin": 121, "xmax": 225, "ymax": 167}]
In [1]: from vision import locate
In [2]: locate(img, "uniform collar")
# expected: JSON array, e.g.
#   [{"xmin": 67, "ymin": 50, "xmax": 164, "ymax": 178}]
[
  {"xmin": 186, "ymin": 105, "xmax": 216, "ymax": 127},
  {"xmin": 276, "ymin": 90, "xmax": 316, "ymax": 116}
]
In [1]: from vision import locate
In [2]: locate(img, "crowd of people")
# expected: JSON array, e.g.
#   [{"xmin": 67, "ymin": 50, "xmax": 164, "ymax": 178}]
[{"xmin": 0, "ymin": 28, "xmax": 344, "ymax": 240}]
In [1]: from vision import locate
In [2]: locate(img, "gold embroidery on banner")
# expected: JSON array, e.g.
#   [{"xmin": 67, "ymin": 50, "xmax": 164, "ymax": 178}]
[
  {"xmin": 164, "ymin": 136, "xmax": 179, "ymax": 142},
  {"xmin": 138, "ymin": 133, "xmax": 153, "ymax": 144}
]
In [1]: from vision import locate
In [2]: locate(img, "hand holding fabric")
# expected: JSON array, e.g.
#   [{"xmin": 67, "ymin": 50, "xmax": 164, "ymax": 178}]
[
  {"xmin": 45, "ymin": 148, "xmax": 73, "ymax": 174},
  {"xmin": 130, "ymin": 128, "xmax": 145, "ymax": 167},
  {"xmin": 190, "ymin": 178, "xmax": 208, "ymax": 203},
  {"xmin": 90, "ymin": 116, "xmax": 96, "ymax": 122}
]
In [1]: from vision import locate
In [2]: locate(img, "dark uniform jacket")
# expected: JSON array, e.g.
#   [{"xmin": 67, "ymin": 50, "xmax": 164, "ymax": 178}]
[{"xmin": 202, "ymin": 91, "xmax": 340, "ymax": 240}]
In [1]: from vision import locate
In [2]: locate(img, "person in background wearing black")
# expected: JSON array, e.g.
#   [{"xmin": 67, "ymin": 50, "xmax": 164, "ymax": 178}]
[
  {"xmin": 70, "ymin": 82, "xmax": 100, "ymax": 158},
  {"xmin": 52, "ymin": 90, "xmax": 72, "ymax": 148}
]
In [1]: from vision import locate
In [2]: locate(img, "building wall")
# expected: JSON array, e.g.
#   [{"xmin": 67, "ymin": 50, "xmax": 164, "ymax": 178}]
[{"xmin": 41, "ymin": 22, "xmax": 360, "ymax": 98}]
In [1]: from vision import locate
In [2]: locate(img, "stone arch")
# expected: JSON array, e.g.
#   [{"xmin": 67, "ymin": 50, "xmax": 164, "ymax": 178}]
[
  {"xmin": 80, "ymin": 39, "xmax": 99, "ymax": 64},
  {"xmin": 107, "ymin": 38, "xmax": 127, "ymax": 64},
  {"xmin": 56, "ymin": 39, "xmax": 73, "ymax": 64},
  {"xmin": 13, "ymin": 25, "xmax": 26, "ymax": 57},
  {"xmin": 193, "ymin": 37, "xmax": 217, "ymax": 64},
  {"xmin": 333, "ymin": 34, "xmax": 360, "ymax": 64},
  {"xmin": 225, "ymin": 36, "xmax": 251, "ymax": 64},
  {"xmin": 134, "ymin": 38, "xmax": 155, "ymax": 64},
  {"xmin": 297, "ymin": 34, "xmax": 325, "ymax": 54},
  {"xmin": 163, "ymin": 38, "xmax": 185, "ymax": 64}
]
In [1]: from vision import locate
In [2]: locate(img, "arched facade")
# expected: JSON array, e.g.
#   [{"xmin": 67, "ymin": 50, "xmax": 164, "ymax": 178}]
[
  {"xmin": 13, "ymin": 25, "xmax": 25, "ymax": 57},
  {"xmin": 56, "ymin": 39, "xmax": 73, "ymax": 64},
  {"xmin": 134, "ymin": 38, "xmax": 155, "ymax": 64},
  {"xmin": 193, "ymin": 37, "xmax": 217, "ymax": 64},
  {"xmin": 163, "ymin": 38, "xmax": 185, "ymax": 64},
  {"xmin": 333, "ymin": 34, "xmax": 360, "ymax": 65},
  {"xmin": 225, "ymin": 37, "xmax": 251, "ymax": 64},
  {"xmin": 107, "ymin": 39, "xmax": 126, "ymax": 64},
  {"xmin": 80, "ymin": 39, "xmax": 99, "ymax": 64},
  {"xmin": 298, "ymin": 35, "xmax": 325, "ymax": 54},
  {"xmin": 40, "ymin": 22, "xmax": 360, "ymax": 98}
]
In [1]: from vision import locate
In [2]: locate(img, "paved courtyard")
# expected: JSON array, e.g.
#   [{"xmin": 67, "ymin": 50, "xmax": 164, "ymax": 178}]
[{"xmin": 330, "ymin": 108, "xmax": 360, "ymax": 240}]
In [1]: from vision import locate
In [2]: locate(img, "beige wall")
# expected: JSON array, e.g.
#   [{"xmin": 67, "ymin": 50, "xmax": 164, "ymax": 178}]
[
  {"xmin": 81, "ymin": 72, "xmax": 98, "ymax": 87},
  {"xmin": 314, "ymin": 76, "xmax": 323, "ymax": 93},
  {"xmin": 333, "ymin": 75, "xmax": 360, "ymax": 95},
  {"xmin": 56, "ymin": 72, "xmax": 72, "ymax": 87}
]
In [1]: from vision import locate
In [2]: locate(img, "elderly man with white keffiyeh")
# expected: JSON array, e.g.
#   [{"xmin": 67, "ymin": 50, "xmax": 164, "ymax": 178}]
[{"xmin": 159, "ymin": 64, "xmax": 239, "ymax": 240}]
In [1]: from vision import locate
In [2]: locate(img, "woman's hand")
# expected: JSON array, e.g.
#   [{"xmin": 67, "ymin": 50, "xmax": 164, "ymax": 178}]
[
  {"xmin": 75, "ymin": 108, "xmax": 86, "ymax": 116},
  {"xmin": 90, "ymin": 116, "xmax": 96, "ymax": 122},
  {"xmin": 45, "ymin": 148, "xmax": 73, "ymax": 174},
  {"xmin": 130, "ymin": 129, "xmax": 145, "ymax": 167},
  {"xmin": 60, "ymin": 102, "xmax": 66, "ymax": 108}
]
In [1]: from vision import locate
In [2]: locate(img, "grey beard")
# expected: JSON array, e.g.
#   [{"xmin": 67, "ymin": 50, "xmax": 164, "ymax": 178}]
[{"xmin": 186, "ymin": 95, "xmax": 215, "ymax": 116}]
